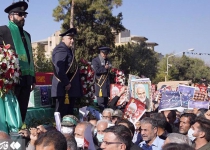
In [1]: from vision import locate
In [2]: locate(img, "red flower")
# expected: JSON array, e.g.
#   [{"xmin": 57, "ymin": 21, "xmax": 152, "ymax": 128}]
[
  {"xmin": 0, "ymin": 80, "xmax": 3, "ymax": 89},
  {"xmin": 1, "ymin": 63, "xmax": 7, "ymax": 70}
]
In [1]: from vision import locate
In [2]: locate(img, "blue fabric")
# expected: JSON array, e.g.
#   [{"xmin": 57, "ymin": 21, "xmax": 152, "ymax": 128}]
[
  {"xmin": 139, "ymin": 136, "xmax": 164, "ymax": 150},
  {"xmin": 141, "ymin": 144, "xmax": 153, "ymax": 150},
  {"xmin": 132, "ymin": 131, "xmax": 143, "ymax": 145}
]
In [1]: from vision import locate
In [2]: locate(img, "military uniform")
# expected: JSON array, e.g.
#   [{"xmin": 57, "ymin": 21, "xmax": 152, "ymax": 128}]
[
  {"xmin": 92, "ymin": 47, "xmax": 111, "ymax": 110},
  {"xmin": 51, "ymin": 28, "xmax": 83, "ymax": 117},
  {"xmin": 0, "ymin": 1, "xmax": 35, "ymax": 122}
]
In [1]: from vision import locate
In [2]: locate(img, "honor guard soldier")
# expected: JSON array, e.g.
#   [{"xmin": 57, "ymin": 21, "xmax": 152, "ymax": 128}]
[
  {"xmin": 0, "ymin": 1, "xmax": 36, "ymax": 122},
  {"xmin": 92, "ymin": 47, "xmax": 112, "ymax": 110},
  {"xmin": 51, "ymin": 28, "xmax": 83, "ymax": 118}
]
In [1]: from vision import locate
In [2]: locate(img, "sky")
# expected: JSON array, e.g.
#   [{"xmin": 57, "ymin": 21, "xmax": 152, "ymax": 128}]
[{"xmin": 0, "ymin": 0, "xmax": 210, "ymax": 62}]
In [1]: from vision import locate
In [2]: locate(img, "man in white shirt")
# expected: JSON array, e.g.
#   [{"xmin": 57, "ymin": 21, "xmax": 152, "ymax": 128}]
[{"xmin": 139, "ymin": 117, "xmax": 164, "ymax": 150}]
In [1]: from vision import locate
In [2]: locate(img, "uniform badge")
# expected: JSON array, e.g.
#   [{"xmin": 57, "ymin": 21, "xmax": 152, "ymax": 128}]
[{"xmin": 21, "ymin": 6, "xmax": 25, "ymax": 10}]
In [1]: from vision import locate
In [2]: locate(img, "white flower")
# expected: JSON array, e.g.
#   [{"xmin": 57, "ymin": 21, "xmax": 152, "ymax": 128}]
[
  {"xmin": 8, "ymin": 50, "xmax": 13, "ymax": 55},
  {"xmin": 81, "ymin": 77, "xmax": 85, "ymax": 80},
  {"xmin": 80, "ymin": 66, "xmax": 84, "ymax": 69},
  {"xmin": 14, "ymin": 72, "xmax": 19, "ymax": 77},
  {"xmin": 83, "ymin": 85, "xmax": 87, "ymax": 88},
  {"xmin": 0, "ymin": 54, "xmax": 4, "ymax": 61},
  {"xmin": 4, "ymin": 80, "xmax": 9, "ymax": 84},
  {"xmin": 2, "ymin": 58, "xmax": 7, "ymax": 63}
]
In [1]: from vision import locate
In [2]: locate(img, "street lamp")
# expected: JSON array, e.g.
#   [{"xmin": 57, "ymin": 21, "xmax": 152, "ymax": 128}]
[{"xmin": 165, "ymin": 48, "xmax": 194, "ymax": 81}]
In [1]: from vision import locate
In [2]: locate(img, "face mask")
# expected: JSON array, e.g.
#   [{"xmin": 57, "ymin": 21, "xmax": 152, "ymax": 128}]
[
  {"xmin": 96, "ymin": 134, "xmax": 104, "ymax": 143},
  {"xmin": 187, "ymin": 128, "xmax": 196, "ymax": 141},
  {"xmin": 75, "ymin": 137, "xmax": 84, "ymax": 148},
  {"xmin": 61, "ymin": 126, "xmax": 74, "ymax": 134}
]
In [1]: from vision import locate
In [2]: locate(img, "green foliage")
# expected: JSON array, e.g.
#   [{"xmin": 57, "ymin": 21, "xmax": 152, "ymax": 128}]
[
  {"xmin": 53, "ymin": 0, "xmax": 125, "ymax": 61},
  {"xmin": 154, "ymin": 54, "xmax": 210, "ymax": 83},
  {"xmin": 110, "ymin": 42, "xmax": 159, "ymax": 81},
  {"xmin": 33, "ymin": 44, "xmax": 53, "ymax": 72}
]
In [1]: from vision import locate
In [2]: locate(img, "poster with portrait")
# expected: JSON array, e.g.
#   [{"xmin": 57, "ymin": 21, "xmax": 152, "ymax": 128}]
[
  {"xmin": 123, "ymin": 98, "xmax": 146, "ymax": 125},
  {"xmin": 158, "ymin": 91, "xmax": 182, "ymax": 112},
  {"xmin": 126, "ymin": 74, "xmax": 141, "ymax": 102},
  {"xmin": 130, "ymin": 80, "xmax": 152, "ymax": 112},
  {"xmin": 178, "ymin": 85, "xmax": 195, "ymax": 108},
  {"xmin": 193, "ymin": 84, "xmax": 208, "ymax": 101},
  {"xmin": 110, "ymin": 84, "xmax": 127, "ymax": 106},
  {"xmin": 188, "ymin": 100, "xmax": 209, "ymax": 109}
]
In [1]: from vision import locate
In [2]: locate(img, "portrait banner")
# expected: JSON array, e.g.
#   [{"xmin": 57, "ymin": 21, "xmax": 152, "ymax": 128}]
[
  {"xmin": 123, "ymin": 98, "xmax": 146, "ymax": 125},
  {"xmin": 178, "ymin": 85, "xmax": 195, "ymax": 108},
  {"xmin": 188, "ymin": 100, "xmax": 209, "ymax": 109},
  {"xmin": 126, "ymin": 74, "xmax": 141, "ymax": 102},
  {"xmin": 110, "ymin": 84, "xmax": 127, "ymax": 106},
  {"xmin": 158, "ymin": 91, "xmax": 182, "ymax": 112},
  {"xmin": 130, "ymin": 80, "xmax": 152, "ymax": 112}
]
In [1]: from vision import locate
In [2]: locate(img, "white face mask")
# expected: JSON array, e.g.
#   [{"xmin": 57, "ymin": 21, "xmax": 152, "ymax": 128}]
[
  {"xmin": 75, "ymin": 137, "xmax": 84, "ymax": 148},
  {"xmin": 96, "ymin": 134, "xmax": 104, "ymax": 143},
  {"xmin": 187, "ymin": 128, "xmax": 196, "ymax": 141},
  {"xmin": 61, "ymin": 126, "xmax": 74, "ymax": 134}
]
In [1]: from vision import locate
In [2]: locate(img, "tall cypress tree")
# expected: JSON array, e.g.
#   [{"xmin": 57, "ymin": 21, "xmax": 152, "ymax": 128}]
[{"xmin": 53, "ymin": 0, "xmax": 125, "ymax": 61}]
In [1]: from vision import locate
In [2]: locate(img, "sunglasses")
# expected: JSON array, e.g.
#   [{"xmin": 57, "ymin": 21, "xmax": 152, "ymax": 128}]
[{"xmin": 12, "ymin": 12, "xmax": 27, "ymax": 18}]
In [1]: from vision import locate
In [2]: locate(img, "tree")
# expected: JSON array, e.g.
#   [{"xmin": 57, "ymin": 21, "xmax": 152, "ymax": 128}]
[
  {"xmin": 110, "ymin": 42, "xmax": 159, "ymax": 81},
  {"xmin": 53, "ymin": 0, "xmax": 125, "ymax": 61},
  {"xmin": 33, "ymin": 44, "xmax": 53, "ymax": 72},
  {"xmin": 154, "ymin": 55, "xmax": 210, "ymax": 84}
]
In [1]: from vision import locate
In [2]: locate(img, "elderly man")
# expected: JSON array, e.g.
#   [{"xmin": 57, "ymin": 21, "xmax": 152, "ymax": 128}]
[
  {"xmin": 102, "ymin": 108, "xmax": 113, "ymax": 122},
  {"xmin": 94, "ymin": 119, "xmax": 109, "ymax": 147},
  {"xmin": 101, "ymin": 125, "xmax": 132, "ymax": 150},
  {"xmin": 190, "ymin": 117, "xmax": 210, "ymax": 150},
  {"xmin": 74, "ymin": 122, "xmax": 95, "ymax": 150},
  {"xmin": 164, "ymin": 133, "xmax": 192, "ymax": 146},
  {"xmin": 139, "ymin": 117, "xmax": 164, "ymax": 150},
  {"xmin": 135, "ymin": 84, "xmax": 151, "ymax": 111},
  {"xmin": 179, "ymin": 113, "xmax": 196, "ymax": 135},
  {"xmin": 111, "ymin": 109, "xmax": 123, "ymax": 124},
  {"xmin": 92, "ymin": 47, "xmax": 112, "ymax": 110},
  {"xmin": 51, "ymin": 28, "xmax": 83, "ymax": 117}
]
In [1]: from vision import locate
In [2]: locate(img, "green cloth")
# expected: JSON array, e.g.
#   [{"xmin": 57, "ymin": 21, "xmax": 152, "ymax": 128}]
[
  {"xmin": 25, "ymin": 107, "xmax": 55, "ymax": 127},
  {"xmin": 0, "ymin": 91, "xmax": 22, "ymax": 134},
  {"xmin": 8, "ymin": 21, "xmax": 35, "ymax": 76}
]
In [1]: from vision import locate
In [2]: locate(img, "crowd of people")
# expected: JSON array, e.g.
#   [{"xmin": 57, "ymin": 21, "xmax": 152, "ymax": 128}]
[{"xmin": 1, "ymin": 102, "xmax": 210, "ymax": 150}]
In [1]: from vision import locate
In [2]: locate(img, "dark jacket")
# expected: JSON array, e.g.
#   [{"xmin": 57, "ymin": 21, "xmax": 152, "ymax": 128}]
[
  {"xmin": 0, "ymin": 25, "xmax": 35, "ymax": 86},
  {"xmin": 130, "ymin": 142, "xmax": 143, "ymax": 150},
  {"xmin": 92, "ymin": 56, "xmax": 110, "ymax": 97},
  {"xmin": 51, "ymin": 42, "xmax": 83, "ymax": 97}
]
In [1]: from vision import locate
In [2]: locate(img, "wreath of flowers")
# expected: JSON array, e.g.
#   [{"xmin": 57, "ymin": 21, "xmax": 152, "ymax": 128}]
[
  {"xmin": 79, "ymin": 59, "xmax": 95, "ymax": 103},
  {"xmin": 0, "ymin": 44, "xmax": 20, "ymax": 97},
  {"xmin": 110, "ymin": 68, "xmax": 125, "ymax": 85}
]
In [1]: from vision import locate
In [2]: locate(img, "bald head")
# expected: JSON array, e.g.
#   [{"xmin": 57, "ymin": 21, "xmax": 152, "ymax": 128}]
[{"xmin": 0, "ymin": 131, "xmax": 10, "ymax": 140}]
